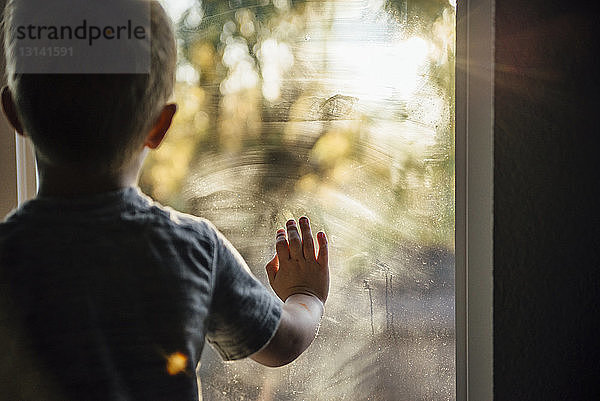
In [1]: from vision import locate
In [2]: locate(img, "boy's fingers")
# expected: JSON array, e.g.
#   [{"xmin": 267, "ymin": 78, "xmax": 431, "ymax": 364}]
[
  {"xmin": 299, "ymin": 216, "xmax": 316, "ymax": 261},
  {"xmin": 286, "ymin": 219, "xmax": 303, "ymax": 260},
  {"xmin": 275, "ymin": 228, "xmax": 290, "ymax": 261},
  {"xmin": 316, "ymin": 231, "xmax": 328, "ymax": 268},
  {"xmin": 265, "ymin": 254, "xmax": 279, "ymax": 284}
]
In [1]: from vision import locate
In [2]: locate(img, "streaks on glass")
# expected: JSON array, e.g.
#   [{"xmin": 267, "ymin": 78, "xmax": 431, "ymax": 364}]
[
  {"xmin": 313, "ymin": 94, "xmax": 359, "ymax": 121},
  {"xmin": 141, "ymin": 0, "xmax": 456, "ymax": 399}
]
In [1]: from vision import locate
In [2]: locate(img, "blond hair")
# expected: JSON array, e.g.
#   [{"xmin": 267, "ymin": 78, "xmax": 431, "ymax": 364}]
[{"xmin": 2, "ymin": 0, "xmax": 176, "ymax": 172}]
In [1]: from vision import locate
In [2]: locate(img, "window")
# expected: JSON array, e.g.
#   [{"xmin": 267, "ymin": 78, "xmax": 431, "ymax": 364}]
[
  {"xmin": 144, "ymin": 0, "xmax": 457, "ymax": 399},
  {"xmin": 8, "ymin": 0, "xmax": 493, "ymax": 399}
]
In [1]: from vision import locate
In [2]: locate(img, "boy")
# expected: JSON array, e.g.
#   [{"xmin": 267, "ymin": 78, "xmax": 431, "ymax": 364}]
[{"xmin": 0, "ymin": 1, "xmax": 329, "ymax": 400}]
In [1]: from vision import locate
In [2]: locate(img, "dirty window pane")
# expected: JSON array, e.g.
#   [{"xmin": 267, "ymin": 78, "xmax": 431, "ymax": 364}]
[{"xmin": 142, "ymin": 0, "xmax": 456, "ymax": 399}]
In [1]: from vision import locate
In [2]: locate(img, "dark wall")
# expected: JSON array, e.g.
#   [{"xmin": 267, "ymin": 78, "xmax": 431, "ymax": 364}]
[{"xmin": 494, "ymin": 1, "xmax": 599, "ymax": 399}]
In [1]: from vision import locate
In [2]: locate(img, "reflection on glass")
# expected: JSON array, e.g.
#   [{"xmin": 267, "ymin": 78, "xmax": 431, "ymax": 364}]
[{"xmin": 143, "ymin": 0, "xmax": 456, "ymax": 399}]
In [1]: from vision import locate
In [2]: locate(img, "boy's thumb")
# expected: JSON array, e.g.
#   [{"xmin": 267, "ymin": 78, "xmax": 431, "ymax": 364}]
[{"xmin": 265, "ymin": 254, "xmax": 279, "ymax": 284}]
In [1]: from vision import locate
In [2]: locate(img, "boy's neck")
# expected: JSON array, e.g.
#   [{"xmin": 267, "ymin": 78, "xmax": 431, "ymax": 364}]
[{"xmin": 36, "ymin": 159, "xmax": 142, "ymax": 198}]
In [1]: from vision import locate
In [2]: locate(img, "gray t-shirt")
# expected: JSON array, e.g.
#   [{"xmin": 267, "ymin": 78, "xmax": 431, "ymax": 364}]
[{"xmin": 0, "ymin": 187, "xmax": 282, "ymax": 400}]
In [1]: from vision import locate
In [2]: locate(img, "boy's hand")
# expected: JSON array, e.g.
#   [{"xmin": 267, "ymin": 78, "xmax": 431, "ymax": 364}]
[
  {"xmin": 265, "ymin": 217, "xmax": 329, "ymax": 304},
  {"xmin": 253, "ymin": 217, "xmax": 328, "ymax": 366}
]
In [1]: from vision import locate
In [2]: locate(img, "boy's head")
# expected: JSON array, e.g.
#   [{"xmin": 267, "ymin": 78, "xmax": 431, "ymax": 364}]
[{"xmin": 1, "ymin": 0, "xmax": 177, "ymax": 174}]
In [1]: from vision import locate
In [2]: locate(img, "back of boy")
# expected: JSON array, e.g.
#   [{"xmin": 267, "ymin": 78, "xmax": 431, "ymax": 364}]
[
  {"xmin": 0, "ymin": 1, "xmax": 329, "ymax": 400},
  {"xmin": 0, "ymin": 189, "xmax": 283, "ymax": 400}
]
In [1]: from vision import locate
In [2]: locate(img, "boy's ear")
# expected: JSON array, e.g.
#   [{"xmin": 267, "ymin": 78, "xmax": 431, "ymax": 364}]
[
  {"xmin": 144, "ymin": 103, "xmax": 177, "ymax": 149},
  {"xmin": 1, "ymin": 86, "xmax": 25, "ymax": 136}
]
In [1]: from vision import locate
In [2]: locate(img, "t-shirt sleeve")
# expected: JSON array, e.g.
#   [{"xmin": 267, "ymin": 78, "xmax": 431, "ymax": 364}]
[{"xmin": 204, "ymin": 224, "xmax": 283, "ymax": 361}]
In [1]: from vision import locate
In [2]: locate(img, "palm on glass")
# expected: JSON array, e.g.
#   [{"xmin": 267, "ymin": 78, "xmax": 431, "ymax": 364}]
[{"xmin": 265, "ymin": 217, "xmax": 329, "ymax": 304}]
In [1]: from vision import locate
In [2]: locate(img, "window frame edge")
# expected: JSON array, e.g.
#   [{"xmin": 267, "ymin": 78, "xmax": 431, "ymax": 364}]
[{"xmin": 455, "ymin": 0, "xmax": 495, "ymax": 399}]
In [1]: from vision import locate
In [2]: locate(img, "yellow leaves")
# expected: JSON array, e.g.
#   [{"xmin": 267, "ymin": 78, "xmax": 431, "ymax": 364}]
[
  {"xmin": 173, "ymin": 84, "xmax": 205, "ymax": 123},
  {"xmin": 311, "ymin": 130, "xmax": 352, "ymax": 167},
  {"xmin": 190, "ymin": 42, "xmax": 215, "ymax": 71},
  {"xmin": 166, "ymin": 351, "xmax": 188, "ymax": 376},
  {"xmin": 296, "ymin": 173, "xmax": 319, "ymax": 193},
  {"xmin": 145, "ymin": 136, "xmax": 195, "ymax": 201},
  {"xmin": 140, "ymin": 82, "xmax": 210, "ymax": 202}
]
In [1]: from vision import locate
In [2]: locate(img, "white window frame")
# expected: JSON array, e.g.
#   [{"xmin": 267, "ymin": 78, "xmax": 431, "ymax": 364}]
[
  {"xmin": 15, "ymin": 135, "xmax": 38, "ymax": 203},
  {"xmin": 455, "ymin": 0, "xmax": 494, "ymax": 399},
  {"xmin": 11, "ymin": 0, "xmax": 494, "ymax": 398}
]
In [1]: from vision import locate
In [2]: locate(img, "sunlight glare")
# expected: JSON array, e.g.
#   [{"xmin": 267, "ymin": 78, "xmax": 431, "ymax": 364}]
[
  {"xmin": 327, "ymin": 36, "xmax": 429, "ymax": 103},
  {"xmin": 259, "ymin": 39, "xmax": 294, "ymax": 101},
  {"xmin": 176, "ymin": 63, "xmax": 199, "ymax": 85},
  {"xmin": 160, "ymin": 0, "xmax": 195, "ymax": 22}
]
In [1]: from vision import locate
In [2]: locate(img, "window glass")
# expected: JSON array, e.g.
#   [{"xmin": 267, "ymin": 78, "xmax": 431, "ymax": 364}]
[{"xmin": 142, "ymin": 0, "xmax": 455, "ymax": 399}]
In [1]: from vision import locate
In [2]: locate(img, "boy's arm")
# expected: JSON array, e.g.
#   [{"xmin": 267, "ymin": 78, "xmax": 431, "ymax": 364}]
[
  {"xmin": 250, "ymin": 293, "xmax": 323, "ymax": 367},
  {"xmin": 250, "ymin": 217, "xmax": 329, "ymax": 367}
]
